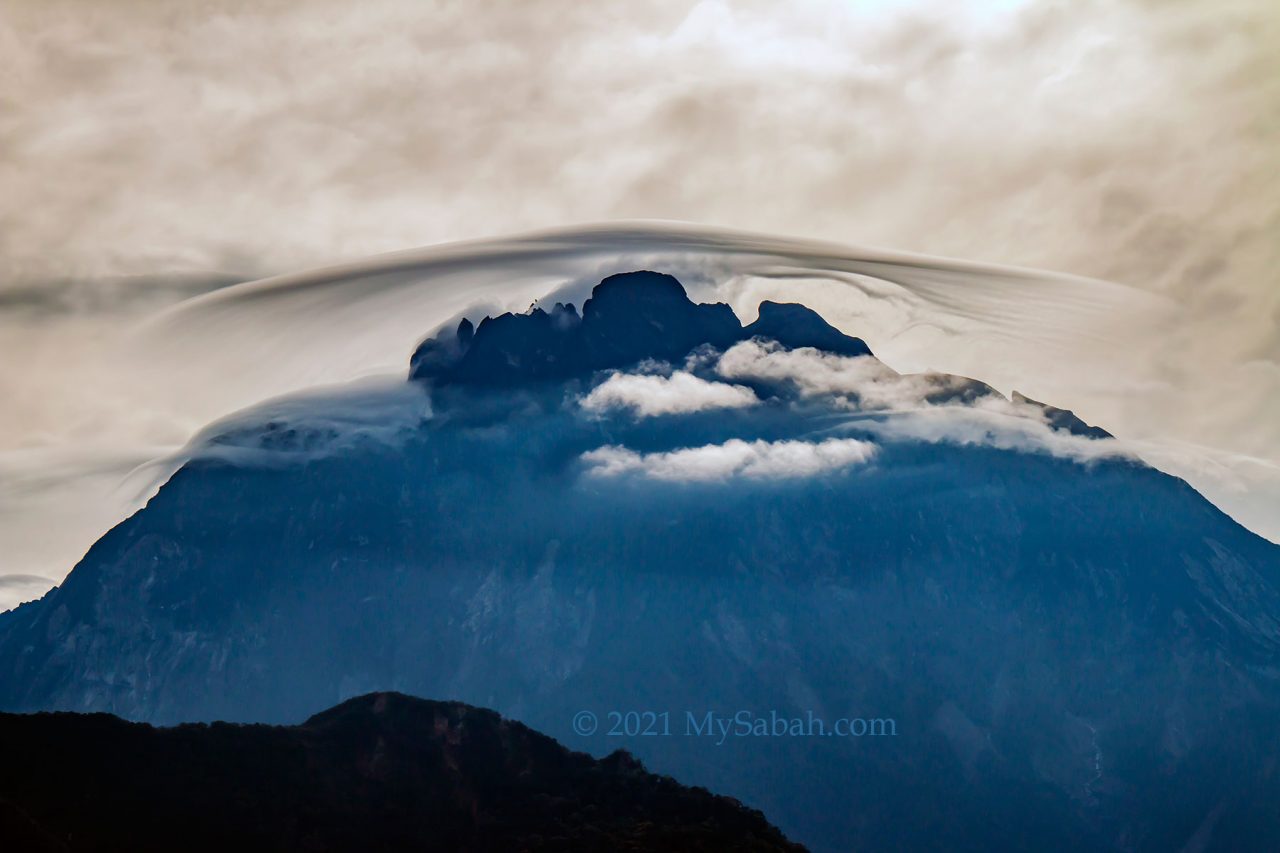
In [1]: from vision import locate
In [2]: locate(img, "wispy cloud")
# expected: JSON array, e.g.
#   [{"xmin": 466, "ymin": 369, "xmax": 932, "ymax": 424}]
[
  {"xmin": 0, "ymin": 574, "xmax": 55, "ymax": 590},
  {"xmin": 850, "ymin": 403, "xmax": 1131, "ymax": 465},
  {"xmin": 716, "ymin": 339, "xmax": 976, "ymax": 410},
  {"xmin": 0, "ymin": 574, "xmax": 56, "ymax": 613},
  {"xmin": 713, "ymin": 340, "xmax": 1132, "ymax": 463},
  {"xmin": 181, "ymin": 376, "xmax": 433, "ymax": 467}
]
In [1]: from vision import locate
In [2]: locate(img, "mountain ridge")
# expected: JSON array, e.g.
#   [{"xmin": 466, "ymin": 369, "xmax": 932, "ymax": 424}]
[{"xmin": 0, "ymin": 690, "xmax": 804, "ymax": 852}]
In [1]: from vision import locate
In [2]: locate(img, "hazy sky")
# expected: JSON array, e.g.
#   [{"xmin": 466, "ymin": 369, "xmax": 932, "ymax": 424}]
[{"xmin": 1, "ymin": 0, "xmax": 1277, "ymax": 609}]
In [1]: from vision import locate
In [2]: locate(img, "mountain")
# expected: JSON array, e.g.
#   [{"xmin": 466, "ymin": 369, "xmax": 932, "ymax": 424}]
[
  {"xmin": 0, "ymin": 691, "xmax": 803, "ymax": 852},
  {"xmin": 2, "ymin": 271, "xmax": 1279, "ymax": 851}
]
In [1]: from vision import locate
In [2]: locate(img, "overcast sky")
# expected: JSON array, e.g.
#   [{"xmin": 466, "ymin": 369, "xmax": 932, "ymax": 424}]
[{"xmin": 1, "ymin": 0, "xmax": 1277, "ymax": 609}]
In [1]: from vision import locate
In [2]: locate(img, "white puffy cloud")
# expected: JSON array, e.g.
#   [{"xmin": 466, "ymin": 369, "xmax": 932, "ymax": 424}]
[
  {"xmin": 582, "ymin": 437, "xmax": 877, "ymax": 482},
  {"xmin": 581, "ymin": 370, "xmax": 759, "ymax": 418}
]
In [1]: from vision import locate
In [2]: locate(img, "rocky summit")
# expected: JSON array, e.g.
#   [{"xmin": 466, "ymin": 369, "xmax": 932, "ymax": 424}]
[{"xmin": 410, "ymin": 270, "xmax": 871, "ymax": 385}]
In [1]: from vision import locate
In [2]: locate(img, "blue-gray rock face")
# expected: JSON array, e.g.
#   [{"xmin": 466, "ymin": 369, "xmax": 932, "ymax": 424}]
[{"xmin": 1, "ymin": 272, "xmax": 1278, "ymax": 852}]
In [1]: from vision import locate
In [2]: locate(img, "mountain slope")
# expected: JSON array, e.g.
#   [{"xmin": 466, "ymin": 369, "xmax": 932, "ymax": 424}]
[
  {"xmin": 0, "ymin": 691, "xmax": 803, "ymax": 852},
  {"xmin": 1, "ymin": 272, "xmax": 1279, "ymax": 851}
]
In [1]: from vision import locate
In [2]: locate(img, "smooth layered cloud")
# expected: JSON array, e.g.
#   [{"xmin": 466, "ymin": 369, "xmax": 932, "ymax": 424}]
[
  {"xmin": 581, "ymin": 371, "xmax": 759, "ymax": 418},
  {"xmin": 582, "ymin": 437, "xmax": 877, "ymax": 482}
]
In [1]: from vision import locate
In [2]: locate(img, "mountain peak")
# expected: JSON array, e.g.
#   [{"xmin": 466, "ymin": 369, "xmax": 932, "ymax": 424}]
[
  {"xmin": 582, "ymin": 270, "xmax": 692, "ymax": 316},
  {"xmin": 301, "ymin": 690, "xmax": 477, "ymax": 729},
  {"xmin": 409, "ymin": 271, "xmax": 870, "ymax": 385},
  {"xmin": 745, "ymin": 301, "xmax": 872, "ymax": 357},
  {"xmin": 0, "ymin": 693, "xmax": 805, "ymax": 851}
]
